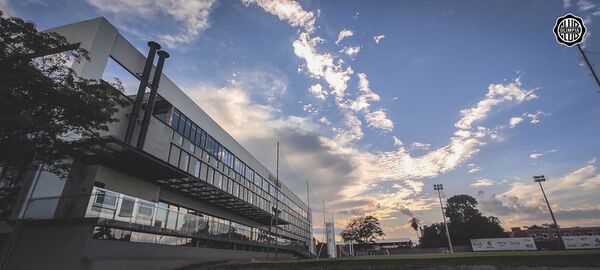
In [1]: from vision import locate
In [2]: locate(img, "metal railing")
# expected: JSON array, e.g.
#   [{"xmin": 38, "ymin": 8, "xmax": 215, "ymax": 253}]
[{"xmin": 24, "ymin": 187, "xmax": 308, "ymax": 253}]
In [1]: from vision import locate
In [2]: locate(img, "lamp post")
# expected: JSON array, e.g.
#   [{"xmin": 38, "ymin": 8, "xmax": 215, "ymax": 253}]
[
  {"xmin": 533, "ymin": 175, "xmax": 564, "ymax": 249},
  {"xmin": 434, "ymin": 184, "xmax": 454, "ymax": 253}
]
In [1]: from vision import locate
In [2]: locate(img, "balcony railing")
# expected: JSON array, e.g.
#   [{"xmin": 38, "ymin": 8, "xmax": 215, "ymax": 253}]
[{"xmin": 24, "ymin": 187, "xmax": 308, "ymax": 253}]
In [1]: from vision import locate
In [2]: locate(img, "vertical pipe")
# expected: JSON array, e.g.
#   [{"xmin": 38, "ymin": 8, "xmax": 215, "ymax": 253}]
[
  {"xmin": 125, "ymin": 41, "xmax": 160, "ymax": 144},
  {"xmin": 137, "ymin": 50, "xmax": 169, "ymax": 149},
  {"xmin": 274, "ymin": 141, "xmax": 279, "ymax": 259}
]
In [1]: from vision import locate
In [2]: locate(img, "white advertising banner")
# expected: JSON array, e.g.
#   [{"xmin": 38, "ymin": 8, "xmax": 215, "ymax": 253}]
[
  {"xmin": 563, "ymin": 235, "xmax": 600, "ymax": 250},
  {"xmin": 471, "ymin": 237, "xmax": 537, "ymax": 251}
]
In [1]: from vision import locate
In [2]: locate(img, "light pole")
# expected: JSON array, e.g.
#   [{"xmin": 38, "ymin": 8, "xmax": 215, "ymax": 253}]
[
  {"xmin": 434, "ymin": 184, "xmax": 454, "ymax": 253},
  {"xmin": 533, "ymin": 175, "xmax": 564, "ymax": 249}
]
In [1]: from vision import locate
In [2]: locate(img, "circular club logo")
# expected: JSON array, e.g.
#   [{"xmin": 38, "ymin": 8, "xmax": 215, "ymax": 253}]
[{"xmin": 554, "ymin": 14, "xmax": 587, "ymax": 47}]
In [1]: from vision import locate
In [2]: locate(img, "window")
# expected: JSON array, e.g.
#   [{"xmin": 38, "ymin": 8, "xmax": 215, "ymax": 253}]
[
  {"xmin": 179, "ymin": 152, "xmax": 189, "ymax": 171},
  {"xmin": 184, "ymin": 119, "xmax": 192, "ymax": 138},
  {"xmin": 190, "ymin": 125, "xmax": 197, "ymax": 143},
  {"xmin": 199, "ymin": 162, "xmax": 208, "ymax": 181},
  {"xmin": 214, "ymin": 172, "xmax": 223, "ymax": 189},
  {"xmin": 177, "ymin": 116, "xmax": 186, "ymax": 134},
  {"xmin": 193, "ymin": 160, "xmax": 201, "ymax": 177},
  {"xmin": 168, "ymin": 145, "xmax": 180, "ymax": 166},
  {"xmin": 118, "ymin": 198, "xmax": 135, "ymax": 218},
  {"xmin": 171, "ymin": 110, "xmax": 180, "ymax": 130}
]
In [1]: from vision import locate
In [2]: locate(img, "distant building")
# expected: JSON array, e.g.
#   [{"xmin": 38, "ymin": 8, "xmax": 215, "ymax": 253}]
[{"xmin": 1, "ymin": 17, "xmax": 312, "ymax": 270}]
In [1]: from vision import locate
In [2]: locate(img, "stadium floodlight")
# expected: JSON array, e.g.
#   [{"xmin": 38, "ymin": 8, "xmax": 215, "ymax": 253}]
[
  {"xmin": 532, "ymin": 175, "xmax": 564, "ymax": 249},
  {"xmin": 434, "ymin": 183, "xmax": 454, "ymax": 253}
]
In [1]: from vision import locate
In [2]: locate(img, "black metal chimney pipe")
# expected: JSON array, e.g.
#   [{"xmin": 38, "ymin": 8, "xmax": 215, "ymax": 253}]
[
  {"xmin": 136, "ymin": 50, "xmax": 169, "ymax": 150},
  {"xmin": 124, "ymin": 41, "xmax": 161, "ymax": 144}
]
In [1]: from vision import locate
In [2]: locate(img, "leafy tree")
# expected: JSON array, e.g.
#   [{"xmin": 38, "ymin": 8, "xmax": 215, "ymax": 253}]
[
  {"xmin": 419, "ymin": 223, "xmax": 447, "ymax": 248},
  {"xmin": 419, "ymin": 195, "xmax": 505, "ymax": 247},
  {"xmin": 340, "ymin": 215, "xmax": 385, "ymax": 246},
  {"xmin": 0, "ymin": 11, "xmax": 124, "ymax": 218}
]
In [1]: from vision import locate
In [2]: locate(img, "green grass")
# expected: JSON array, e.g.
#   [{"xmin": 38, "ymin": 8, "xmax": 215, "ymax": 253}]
[{"xmin": 183, "ymin": 250, "xmax": 600, "ymax": 269}]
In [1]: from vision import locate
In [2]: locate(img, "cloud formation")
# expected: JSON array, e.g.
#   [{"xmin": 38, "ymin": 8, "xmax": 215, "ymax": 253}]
[
  {"xmin": 374, "ymin": 34, "xmax": 385, "ymax": 44},
  {"xmin": 470, "ymin": 178, "xmax": 497, "ymax": 187},
  {"xmin": 87, "ymin": 0, "xmax": 216, "ymax": 48},
  {"xmin": 336, "ymin": 29, "xmax": 353, "ymax": 44}
]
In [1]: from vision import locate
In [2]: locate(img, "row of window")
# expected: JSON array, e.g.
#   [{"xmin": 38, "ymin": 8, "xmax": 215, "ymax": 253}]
[
  {"xmin": 167, "ymin": 109, "xmax": 310, "ymax": 236},
  {"xmin": 170, "ymin": 109, "xmax": 308, "ymax": 220},
  {"xmin": 168, "ymin": 143, "xmax": 309, "ymax": 239},
  {"xmin": 87, "ymin": 187, "xmax": 308, "ymax": 248}
]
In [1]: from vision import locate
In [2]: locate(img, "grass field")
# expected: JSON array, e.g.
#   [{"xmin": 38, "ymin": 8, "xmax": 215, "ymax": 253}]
[{"xmin": 181, "ymin": 250, "xmax": 600, "ymax": 269}]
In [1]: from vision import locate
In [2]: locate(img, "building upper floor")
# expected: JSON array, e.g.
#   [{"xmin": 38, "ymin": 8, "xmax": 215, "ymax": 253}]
[{"xmin": 43, "ymin": 17, "xmax": 311, "ymax": 243}]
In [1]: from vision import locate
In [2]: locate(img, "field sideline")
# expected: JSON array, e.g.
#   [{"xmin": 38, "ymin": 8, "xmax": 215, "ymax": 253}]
[{"xmin": 181, "ymin": 250, "xmax": 600, "ymax": 269}]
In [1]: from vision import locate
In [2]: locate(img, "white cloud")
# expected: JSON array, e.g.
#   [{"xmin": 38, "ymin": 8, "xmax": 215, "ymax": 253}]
[
  {"xmin": 242, "ymin": 0, "xmax": 316, "ymax": 32},
  {"xmin": 529, "ymin": 149, "xmax": 556, "ymax": 159},
  {"xmin": 0, "ymin": 0, "xmax": 12, "ymax": 17},
  {"xmin": 478, "ymin": 161, "xmax": 600, "ymax": 227},
  {"xmin": 467, "ymin": 163, "xmax": 481, "ymax": 174},
  {"xmin": 374, "ymin": 34, "xmax": 385, "ymax": 44},
  {"xmin": 87, "ymin": 0, "xmax": 216, "ymax": 48},
  {"xmin": 393, "ymin": 136, "xmax": 404, "ymax": 147},
  {"xmin": 470, "ymin": 178, "xmax": 497, "ymax": 187},
  {"xmin": 336, "ymin": 29, "xmax": 353, "ymax": 45},
  {"xmin": 509, "ymin": 116, "xmax": 524, "ymax": 128},
  {"xmin": 577, "ymin": 0, "xmax": 596, "ymax": 11},
  {"xmin": 410, "ymin": 142, "xmax": 431, "ymax": 150},
  {"xmin": 523, "ymin": 111, "xmax": 544, "ymax": 124},
  {"xmin": 365, "ymin": 110, "xmax": 394, "ymax": 132},
  {"xmin": 340, "ymin": 46, "xmax": 361, "ymax": 57},
  {"xmin": 455, "ymin": 78, "xmax": 536, "ymax": 130},
  {"xmin": 529, "ymin": 153, "xmax": 543, "ymax": 159},
  {"xmin": 308, "ymin": 84, "xmax": 327, "ymax": 100},
  {"xmin": 293, "ymin": 32, "xmax": 354, "ymax": 100}
]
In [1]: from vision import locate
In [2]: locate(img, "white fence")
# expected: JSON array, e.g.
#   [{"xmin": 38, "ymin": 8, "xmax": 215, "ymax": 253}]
[
  {"xmin": 563, "ymin": 235, "xmax": 600, "ymax": 249},
  {"xmin": 471, "ymin": 237, "xmax": 537, "ymax": 251}
]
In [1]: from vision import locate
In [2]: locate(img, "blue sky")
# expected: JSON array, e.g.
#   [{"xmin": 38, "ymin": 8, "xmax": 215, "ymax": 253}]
[{"xmin": 3, "ymin": 0, "xmax": 600, "ymax": 240}]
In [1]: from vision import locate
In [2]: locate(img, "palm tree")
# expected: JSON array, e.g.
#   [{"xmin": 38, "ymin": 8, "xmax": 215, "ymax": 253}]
[{"xmin": 408, "ymin": 217, "xmax": 420, "ymax": 238}]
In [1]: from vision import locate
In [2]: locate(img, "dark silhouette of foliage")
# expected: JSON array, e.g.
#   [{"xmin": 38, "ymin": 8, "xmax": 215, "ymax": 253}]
[
  {"xmin": 340, "ymin": 215, "xmax": 385, "ymax": 246},
  {"xmin": 420, "ymin": 195, "xmax": 505, "ymax": 248},
  {"xmin": 0, "ymin": 11, "xmax": 125, "ymax": 218}
]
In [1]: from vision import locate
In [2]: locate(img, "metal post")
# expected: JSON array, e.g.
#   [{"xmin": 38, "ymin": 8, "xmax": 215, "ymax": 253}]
[
  {"xmin": 137, "ymin": 50, "xmax": 169, "ymax": 149},
  {"xmin": 533, "ymin": 175, "xmax": 564, "ymax": 249},
  {"xmin": 0, "ymin": 165, "xmax": 42, "ymax": 270},
  {"xmin": 124, "ymin": 41, "xmax": 160, "ymax": 144},
  {"xmin": 434, "ymin": 184, "xmax": 453, "ymax": 253},
  {"xmin": 274, "ymin": 141, "xmax": 279, "ymax": 260},
  {"xmin": 577, "ymin": 44, "xmax": 600, "ymax": 90}
]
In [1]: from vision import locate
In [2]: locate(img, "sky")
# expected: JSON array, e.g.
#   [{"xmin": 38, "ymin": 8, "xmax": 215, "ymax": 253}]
[{"xmin": 3, "ymin": 0, "xmax": 600, "ymax": 241}]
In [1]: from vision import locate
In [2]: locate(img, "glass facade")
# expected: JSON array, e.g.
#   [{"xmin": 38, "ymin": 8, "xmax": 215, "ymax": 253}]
[
  {"xmin": 85, "ymin": 187, "xmax": 308, "ymax": 251},
  {"xmin": 165, "ymin": 109, "xmax": 310, "ymax": 242}
]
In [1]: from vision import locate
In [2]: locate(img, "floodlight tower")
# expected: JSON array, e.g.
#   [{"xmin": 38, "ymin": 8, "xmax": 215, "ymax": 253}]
[
  {"xmin": 533, "ymin": 175, "xmax": 564, "ymax": 249},
  {"xmin": 434, "ymin": 184, "xmax": 454, "ymax": 253}
]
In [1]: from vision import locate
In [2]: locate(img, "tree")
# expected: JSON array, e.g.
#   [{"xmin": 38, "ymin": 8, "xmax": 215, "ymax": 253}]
[
  {"xmin": 419, "ymin": 223, "xmax": 447, "ymax": 248},
  {"xmin": 408, "ymin": 217, "xmax": 420, "ymax": 238},
  {"xmin": 444, "ymin": 195, "xmax": 505, "ymax": 245},
  {"xmin": 419, "ymin": 195, "xmax": 505, "ymax": 247},
  {"xmin": 340, "ymin": 215, "xmax": 385, "ymax": 246},
  {"xmin": 0, "ymin": 11, "xmax": 124, "ymax": 218}
]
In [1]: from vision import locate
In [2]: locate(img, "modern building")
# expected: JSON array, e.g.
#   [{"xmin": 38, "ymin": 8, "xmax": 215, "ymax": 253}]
[{"xmin": 1, "ymin": 17, "xmax": 312, "ymax": 270}]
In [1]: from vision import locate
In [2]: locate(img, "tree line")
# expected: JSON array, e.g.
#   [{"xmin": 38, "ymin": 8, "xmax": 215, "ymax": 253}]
[{"xmin": 340, "ymin": 194, "xmax": 506, "ymax": 249}]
